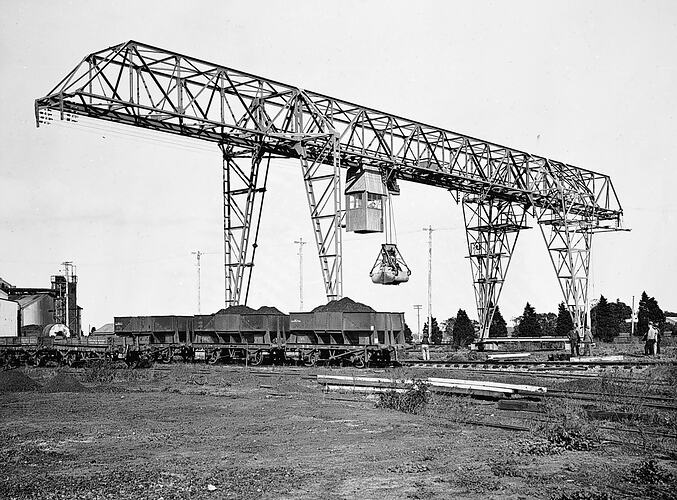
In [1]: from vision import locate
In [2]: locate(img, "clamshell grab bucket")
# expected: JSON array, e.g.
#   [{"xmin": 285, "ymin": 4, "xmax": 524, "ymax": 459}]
[{"xmin": 370, "ymin": 244, "xmax": 411, "ymax": 285}]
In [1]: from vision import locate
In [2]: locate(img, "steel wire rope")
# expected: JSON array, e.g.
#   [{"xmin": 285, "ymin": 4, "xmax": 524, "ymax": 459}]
[{"xmin": 47, "ymin": 115, "xmax": 218, "ymax": 155}]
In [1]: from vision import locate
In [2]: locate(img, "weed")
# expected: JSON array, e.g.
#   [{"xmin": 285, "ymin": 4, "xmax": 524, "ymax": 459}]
[
  {"xmin": 82, "ymin": 361, "xmax": 116, "ymax": 383},
  {"xmin": 377, "ymin": 381, "xmax": 430, "ymax": 414},
  {"xmin": 535, "ymin": 400, "xmax": 601, "ymax": 452},
  {"xmin": 628, "ymin": 459, "xmax": 674, "ymax": 485}
]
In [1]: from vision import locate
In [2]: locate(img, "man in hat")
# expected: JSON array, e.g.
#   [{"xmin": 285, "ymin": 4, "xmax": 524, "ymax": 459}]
[{"xmin": 646, "ymin": 321, "xmax": 658, "ymax": 356}]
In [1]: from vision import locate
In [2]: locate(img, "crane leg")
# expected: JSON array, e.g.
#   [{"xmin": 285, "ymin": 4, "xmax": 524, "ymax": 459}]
[
  {"xmin": 538, "ymin": 212, "xmax": 593, "ymax": 332},
  {"xmin": 221, "ymin": 145, "xmax": 270, "ymax": 307},
  {"xmin": 463, "ymin": 197, "xmax": 529, "ymax": 340},
  {"xmin": 298, "ymin": 136, "xmax": 343, "ymax": 302}
]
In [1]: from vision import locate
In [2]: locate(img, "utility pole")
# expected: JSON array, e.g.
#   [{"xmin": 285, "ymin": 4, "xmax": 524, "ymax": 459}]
[
  {"xmin": 294, "ymin": 237, "xmax": 307, "ymax": 311},
  {"xmin": 422, "ymin": 226, "xmax": 434, "ymax": 342},
  {"xmin": 413, "ymin": 304, "xmax": 422, "ymax": 343},
  {"xmin": 631, "ymin": 295, "xmax": 636, "ymax": 336},
  {"xmin": 191, "ymin": 251, "xmax": 202, "ymax": 314}
]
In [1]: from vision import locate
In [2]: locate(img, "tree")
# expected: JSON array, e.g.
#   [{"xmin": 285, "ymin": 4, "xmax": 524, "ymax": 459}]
[
  {"xmin": 554, "ymin": 302, "xmax": 574, "ymax": 338},
  {"xmin": 442, "ymin": 317, "xmax": 456, "ymax": 343},
  {"xmin": 591, "ymin": 295, "xmax": 616, "ymax": 342},
  {"xmin": 403, "ymin": 322, "xmax": 413, "ymax": 344},
  {"xmin": 609, "ymin": 299, "xmax": 632, "ymax": 334},
  {"xmin": 422, "ymin": 316, "xmax": 442, "ymax": 345},
  {"xmin": 516, "ymin": 302, "xmax": 542, "ymax": 337},
  {"xmin": 637, "ymin": 291, "xmax": 665, "ymax": 337},
  {"xmin": 537, "ymin": 312, "xmax": 557, "ymax": 337},
  {"xmin": 488, "ymin": 306, "xmax": 508, "ymax": 338},
  {"xmin": 452, "ymin": 309, "xmax": 476, "ymax": 347}
]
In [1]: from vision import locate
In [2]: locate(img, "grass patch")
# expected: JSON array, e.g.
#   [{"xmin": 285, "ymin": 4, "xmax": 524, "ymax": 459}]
[
  {"xmin": 376, "ymin": 381, "xmax": 430, "ymax": 414},
  {"xmin": 628, "ymin": 459, "xmax": 674, "ymax": 485},
  {"xmin": 530, "ymin": 400, "xmax": 601, "ymax": 453}
]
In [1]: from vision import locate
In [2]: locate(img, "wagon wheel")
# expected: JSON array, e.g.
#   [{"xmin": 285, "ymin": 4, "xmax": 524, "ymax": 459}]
[
  {"xmin": 65, "ymin": 352, "xmax": 78, "ymax": 367},
  {"xmin": 32, "ymin": 353, "xmax": 45, "ymax": 367},
  {"xmin": 207, "ymin": 351, "xmax": 220, "ymax": 365},
  {"xmin": 303, "ymin": 351, "xmax": 318, "ymax": 367},
  {"xmin": 250, "ymin": 351, "xmax": 264, "ymax": 366},
  {"xmin": 352, "ymin": 355, "xmax": 366, "ymax": 369}
]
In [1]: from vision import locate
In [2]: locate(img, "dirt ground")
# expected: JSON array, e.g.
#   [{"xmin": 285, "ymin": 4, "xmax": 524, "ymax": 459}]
[{"xmin": 1, "ymin": 364, "xmax": 675, "ymax": 500}]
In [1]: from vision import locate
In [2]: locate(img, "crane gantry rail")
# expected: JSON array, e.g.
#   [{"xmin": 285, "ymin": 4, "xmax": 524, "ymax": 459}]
[{"xmin": 35, "ymin": 40, "xmax": 625, "ymax": 338}]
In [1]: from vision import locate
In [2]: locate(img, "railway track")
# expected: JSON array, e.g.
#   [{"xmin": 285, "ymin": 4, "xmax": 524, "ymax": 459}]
[{"xmin": 401, "ymin": 359, "xmax": 675, "ymax": 370}]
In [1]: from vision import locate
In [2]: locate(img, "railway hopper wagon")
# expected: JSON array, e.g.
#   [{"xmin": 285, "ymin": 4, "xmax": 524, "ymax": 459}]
[
  {"xmin": 288, "ymin": 310, "xmax": 405, "ymax": 367},
  {"xmin": 114, "ymin": 315, "xmax": 196, "ymax": 365},
  {"xmin": 113, "ymin": 306, "xmax": 405, "ymax": 367},
  {"xmin": 193, "ymin": 309, "xmax": 288, "ymax": 365}
]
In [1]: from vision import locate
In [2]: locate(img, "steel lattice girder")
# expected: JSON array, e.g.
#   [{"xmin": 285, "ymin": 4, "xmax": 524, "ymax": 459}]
[
  {"xmin": 220, "ymin": 145, "xmax": 270, "ymax": 306},
  {"xmin": 35, "ymin": 40, "xmax": 626, "ymax": 313},
  {"xmin": 462, "ymin": 198, "xmax": 529, "ymax": 339},
  {"xmin": 35, "ymin": 40, "xmax": 623, "ymax": 224}
]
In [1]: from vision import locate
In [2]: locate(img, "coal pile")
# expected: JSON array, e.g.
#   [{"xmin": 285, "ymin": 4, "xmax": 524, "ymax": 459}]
[
  {"xmin": 312, "ymin": 297, "xmax": 375, "ymax": 313},
  {"xmin": 256, "ymin": 306, "xmax": 285, "ymax": 315},
  {"xmin": 40, "ymin": 373, "xmax": 90, "ymax": 393},
  {"xmin": 0, "ymin": 370, "xmax": 41, "ymax": 392},
  {"xmin": 216, "ymin": 305, "xmax": 285, "ymax": 315},
  {"xmin": 216, "ymin": 305, "xmax": 256, "ymax": 315}
]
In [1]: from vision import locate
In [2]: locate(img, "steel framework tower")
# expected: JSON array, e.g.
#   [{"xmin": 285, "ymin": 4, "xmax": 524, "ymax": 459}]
[{"xmin": 35, "ymin": 41, "xmax": 624, "ymax": 334}]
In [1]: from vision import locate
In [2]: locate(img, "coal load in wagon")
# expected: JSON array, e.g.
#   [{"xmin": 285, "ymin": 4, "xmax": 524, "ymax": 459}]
[
  {"xmin": 312, "ymin": 297, "xmax": 375, "ymax": 313},
  {"xmin": 256, "ymin": 306, "xmax": 285, "ymax": 315},
  {"xmin": 40, "ymin": 373, "xmax": 90, "ymax": 393},
  {"xmin": 215, "ymin": 305, "xmax": 256, "ymax": 315},
  {"xmin": 0, "ymin": 370, "xmax": 41, "ymax": 392}
]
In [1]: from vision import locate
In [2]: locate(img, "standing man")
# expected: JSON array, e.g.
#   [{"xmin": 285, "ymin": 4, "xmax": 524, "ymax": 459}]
[
  {"xmin": 421, "ymin": 335, "xmax": 430, "ymax": 361},
  {"xmin": 568, "ymin": 326, "xmax": 580, "ymax": 357},
  {"xmin": 647, "ymin": 322, "xmax": 658, "ymax": 356},
  {"xmin": 583, "ymin": 326, "xmax": 593, "ymax": 357}
]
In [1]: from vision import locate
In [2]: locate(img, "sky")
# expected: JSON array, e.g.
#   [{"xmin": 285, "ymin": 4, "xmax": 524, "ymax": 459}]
[{"xmin": 1, "ymin": 0, "xmax": 676, "ymax": 332}]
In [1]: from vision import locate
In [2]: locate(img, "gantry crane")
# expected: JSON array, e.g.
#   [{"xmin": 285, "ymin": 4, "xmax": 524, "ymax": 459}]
[{"xmin": 35, "ymin": 41, "xmax": 625, "ymax": 339}]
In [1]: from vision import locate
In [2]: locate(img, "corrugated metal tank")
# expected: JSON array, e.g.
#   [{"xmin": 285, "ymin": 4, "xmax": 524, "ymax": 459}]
[{"xmin": 18, "ymin": 294, "xmax": 54, "ymax": 330}]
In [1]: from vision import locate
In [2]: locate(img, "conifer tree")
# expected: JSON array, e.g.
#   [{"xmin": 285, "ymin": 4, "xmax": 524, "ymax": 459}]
[
  {"xmin": 637, "ymin": 291, "xmax": 665, "ymax": 336},
  {"xmin": 516, "ymin": 302, "xmax": 542, "ymax": 337},
  {"xmin": 488, "ymin": 306, "xmax": 508, "ymax": 338},
  {"xmin": 554, "ymin": 302, "xmax": 574, "ymax": 338},
  {"xmin": 452, "ymin": 309, "xmax": 476, "ymax": 346},
  {"xmin": 591, "ymin": 295, "xmax": 616, "ymax": 342}
]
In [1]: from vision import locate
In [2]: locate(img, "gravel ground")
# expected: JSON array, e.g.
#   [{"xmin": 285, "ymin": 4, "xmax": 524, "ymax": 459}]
[{"xmin": 1, "ymin": 365, "xmax": 675, "ymax": 499}]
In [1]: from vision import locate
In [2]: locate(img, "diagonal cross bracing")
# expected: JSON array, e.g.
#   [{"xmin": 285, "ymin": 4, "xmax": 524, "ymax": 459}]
[
  {"xmin": 35, "ymin": 41, "xmax": 625, "ymax": 318},
  {"xmin": 35, "ymin": 40, "xmax": 623, "ymax": 224},
  {"xmin": 462, "ymin": 197, "xmax": 529, "ymax": 339}
]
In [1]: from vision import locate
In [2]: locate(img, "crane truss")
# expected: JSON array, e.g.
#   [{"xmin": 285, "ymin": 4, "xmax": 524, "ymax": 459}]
[{"xmin": 35, "ymin": 41, "xmax": 624, "ymax": 331}]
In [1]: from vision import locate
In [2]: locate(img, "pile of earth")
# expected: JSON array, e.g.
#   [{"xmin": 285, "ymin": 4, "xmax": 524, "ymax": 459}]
[
  {"xmin": 40, "ymin": 373, "xmax": 90, "ymax": 393},
  {"xmin": 0, "ymin": 369, "xmax": 41, "ymax": 392},
  {"xmin": 215, "ymin": 305, "xmax": 285, "ymax": 315},
  {"xmin": 312, "ymin": 297, "xmax": 375, "ymax": 313}
]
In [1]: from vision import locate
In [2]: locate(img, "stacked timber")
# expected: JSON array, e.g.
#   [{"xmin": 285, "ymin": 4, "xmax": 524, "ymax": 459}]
[{"xmin": 317, "ymin": 374, "xmax": 546, "ymax": 398}]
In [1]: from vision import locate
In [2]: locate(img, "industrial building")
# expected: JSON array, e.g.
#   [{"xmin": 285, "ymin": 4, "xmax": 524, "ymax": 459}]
[{"xmin": 0, "ymin": 264, "xmax": 82, "ymax": 337}]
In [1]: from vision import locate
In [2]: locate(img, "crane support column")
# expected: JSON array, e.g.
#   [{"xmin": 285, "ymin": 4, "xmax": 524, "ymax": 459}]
[
  {"xmin": 298, "ymin": 136, "xmax": 343, "ymax": 301},
  {"xmin": 221, "ymin": 145, "xmax": 270, "ymax": 307},
  {"xmin": 539, "ymin": 218, "xmax": 592, "ymax": 331},
  {"xmin": 463, "ymin": 197, "xmax": 529, "ymax": 339},
  {"xmin": 294, "ymin": 93, "xmax": 343, "ymax": 301}
]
